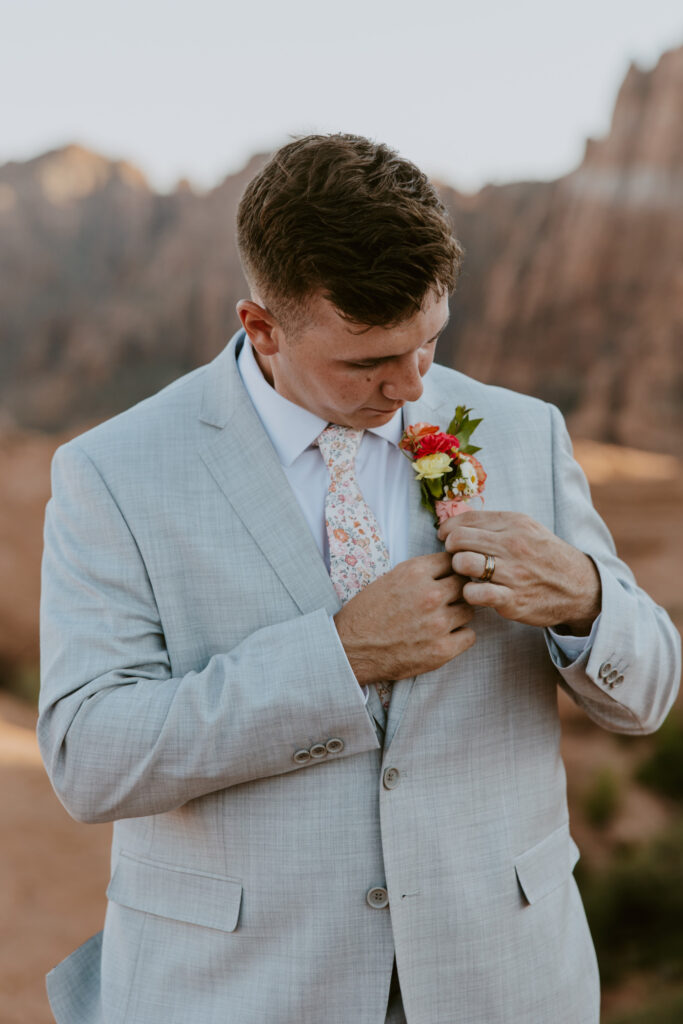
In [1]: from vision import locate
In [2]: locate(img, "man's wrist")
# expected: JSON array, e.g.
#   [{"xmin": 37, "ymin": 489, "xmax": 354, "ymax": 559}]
[
  {"xmin": 331, "ymin": 612, "xmax": 373, "ymax": 689},
  {"xmin": 555, "ymin": 553, "xmax": 602, "ymax": 636},
  {"xmin": 553, "ymin": 615, "xmax": 596, "ymax": 637},
  {"xmin": 333, "ymin": 610, "xmax": 378, "ymax": 687}
]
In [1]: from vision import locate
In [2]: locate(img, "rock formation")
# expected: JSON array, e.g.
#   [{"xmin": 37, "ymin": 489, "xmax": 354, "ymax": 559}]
[
  {"xmin": 0, "ymin": 47, "xmax": 681, "ymax": 452},
  {"xmin": 438, "ymin": 46, "xmax": 683, "ymax": 454}
]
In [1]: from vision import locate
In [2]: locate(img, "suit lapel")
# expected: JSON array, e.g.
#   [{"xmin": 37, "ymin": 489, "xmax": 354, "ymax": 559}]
[
  {"xmin": 198, "ymin": 334, "xmax": 340, "ymax": 619},
  {"xmin": 198, "ymin": 335, "xmax": 388, "ymax": 735}
]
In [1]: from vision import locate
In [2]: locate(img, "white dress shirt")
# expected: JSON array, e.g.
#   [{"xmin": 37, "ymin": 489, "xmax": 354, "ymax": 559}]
[
  {"xmin": 238, "ymin": 334, "xmax": 413, "ymax": 569},
  {"xmin": 237, "ymin": 337, "xmax": 595, "ymax": 671}
]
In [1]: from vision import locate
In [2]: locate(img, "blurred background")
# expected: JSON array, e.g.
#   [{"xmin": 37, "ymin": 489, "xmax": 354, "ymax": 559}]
[{"xmin": 1, "ymin": 2, "xmax": 682, "ymax": 1021}]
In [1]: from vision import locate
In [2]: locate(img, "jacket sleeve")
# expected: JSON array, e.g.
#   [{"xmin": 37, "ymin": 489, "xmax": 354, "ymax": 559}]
[
  {"xmin": 544, "ymin": 403, "xmax": 680, "ymax": 733},
  {"xmin": 38, "ymin": 442, "xmax": 380, "ymax": 824}
]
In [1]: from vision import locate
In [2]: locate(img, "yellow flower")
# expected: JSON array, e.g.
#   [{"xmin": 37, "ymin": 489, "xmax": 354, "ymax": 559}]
[{"xmin": 412, "ymin": 452, "xmax": 452, "ymax": 480}]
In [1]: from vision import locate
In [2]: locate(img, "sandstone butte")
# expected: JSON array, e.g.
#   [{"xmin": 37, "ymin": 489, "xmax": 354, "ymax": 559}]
[{"xmin": 0, "ymin": 44, "xmax": 681, "ymax": 453}]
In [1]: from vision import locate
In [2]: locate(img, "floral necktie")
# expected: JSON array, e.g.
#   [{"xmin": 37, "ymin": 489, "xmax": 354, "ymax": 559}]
[{"xmin": 316, "ymin": 424, "xmax": 393, "ymax": 709}]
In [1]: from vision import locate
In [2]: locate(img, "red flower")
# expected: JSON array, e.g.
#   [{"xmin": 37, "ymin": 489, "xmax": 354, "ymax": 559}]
[
  {"xmin": 399, "ymin": 422, "xmax": 440, "ymax": 454},
  {"xmin": 415, "ymin": 432, "xmax": 460, "ymax": 458}
]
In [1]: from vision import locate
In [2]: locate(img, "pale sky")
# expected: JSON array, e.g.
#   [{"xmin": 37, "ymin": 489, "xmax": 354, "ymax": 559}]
[{"xmin": 1, "ymin": 0, "xmax": 681, "ymax": 193}]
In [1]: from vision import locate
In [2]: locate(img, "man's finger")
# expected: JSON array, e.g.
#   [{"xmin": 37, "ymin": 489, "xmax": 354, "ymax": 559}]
[
  {"xmin": 437, "ymin": 572, "xmax": 467, "ymax": 604},
  {"xmin": 462, "ymin": 580, "xmax": 512, "ymax": 609},
  {"xmin": 452, "ymin": 551, "xmax": 493, "ymax": 581},
  {"xmin": 447, "ymin": 603, "xmax": 475, "ymax": 630},
  {"xmin": 442, "ymin": 527, "xmax": 502, "ymax": 556},
  {"xmin": 426, "ymin": 551, "xmax": 459, "ymax": 578},
  {"xmin": 436, "ymin": 510, "xmax": 511, "ymax": 542}
]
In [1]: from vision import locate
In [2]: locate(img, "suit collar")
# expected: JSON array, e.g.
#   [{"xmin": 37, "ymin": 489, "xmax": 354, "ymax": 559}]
[
  {"xmin": 199, "ymin": 330, "xmax": 244, "ymax": 429},
  {"xmin": 237, "ymin": 336, "xmax": 327, "ymax": 466}
]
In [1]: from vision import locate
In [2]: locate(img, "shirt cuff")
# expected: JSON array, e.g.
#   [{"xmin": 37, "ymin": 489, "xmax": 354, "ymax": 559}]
[
  {"xmin": 329, "ymin": 615, "xmax": 370, "ymax": 705},
  {"xmin": 548, "ymin": 614, "xmax": 601, "ymax": 662}
]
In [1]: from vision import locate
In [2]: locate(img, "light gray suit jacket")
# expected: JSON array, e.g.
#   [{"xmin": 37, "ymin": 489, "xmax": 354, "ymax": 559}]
[{"xmin": 39, "ymin": 330, "xmax": 680, "ymax": 1024}]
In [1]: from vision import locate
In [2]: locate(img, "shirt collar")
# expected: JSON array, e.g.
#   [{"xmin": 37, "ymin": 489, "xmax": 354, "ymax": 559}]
[{"xmin": 237, "ymin": 338, "xmax": 404, "ymax": 466}]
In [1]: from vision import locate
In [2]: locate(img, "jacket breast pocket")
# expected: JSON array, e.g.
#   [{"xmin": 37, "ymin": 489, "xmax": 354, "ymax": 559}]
[
  {"xmin": 106, "ymin": 851, "xmax": 243, "ymax": 932},
  {"xmin": 514, "ymin": 822, "xmax": 580, "ymax": 905}
]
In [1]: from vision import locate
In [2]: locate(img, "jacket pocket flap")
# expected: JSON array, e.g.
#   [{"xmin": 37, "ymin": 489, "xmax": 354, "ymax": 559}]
[
  {"xmin": 107, "ymin": 852, "xmax": 242, "ymax": 932},
  {"xmin": 515, "ymin": 823, "xmax": 580, "ymax": 905}
]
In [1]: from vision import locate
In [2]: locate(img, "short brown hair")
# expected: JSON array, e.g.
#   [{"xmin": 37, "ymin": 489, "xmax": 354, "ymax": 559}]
[{"xmin": 236, "ymin": 133, "xmax": 464, "ymax": 331}]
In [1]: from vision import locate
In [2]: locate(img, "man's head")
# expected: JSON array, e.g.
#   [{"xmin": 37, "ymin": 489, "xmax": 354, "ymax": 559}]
[
  {"xmin": 235, "ymin": 133, "xmax": 463, "ymax": 428},
  {"xmin": 236, "ymin": 132, "xmax": 463, "ymax": 333}
]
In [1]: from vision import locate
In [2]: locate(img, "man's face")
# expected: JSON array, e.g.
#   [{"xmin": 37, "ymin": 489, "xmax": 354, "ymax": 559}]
[{"xmin": 250, "ymin": 290, "xmax": 450, "ymax": 429}]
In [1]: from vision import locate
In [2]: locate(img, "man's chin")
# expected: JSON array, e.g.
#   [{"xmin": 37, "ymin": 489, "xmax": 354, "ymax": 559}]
[
  {"xmin": 325, "ymin": 407, "xmax": 402, "ymax": 429},
  {"xmin": 355, "ymin": 406, "xmax": 402, "ymax": 426}
]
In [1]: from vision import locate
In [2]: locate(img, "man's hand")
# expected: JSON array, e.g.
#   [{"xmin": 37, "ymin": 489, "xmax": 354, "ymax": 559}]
[
  {"xmin": 334, "ymin": 553, "xmax": 475, "ymax": 687},
  {"xmin": 437, "ymin": 510, "xmax": 601, "ymax": 634}
]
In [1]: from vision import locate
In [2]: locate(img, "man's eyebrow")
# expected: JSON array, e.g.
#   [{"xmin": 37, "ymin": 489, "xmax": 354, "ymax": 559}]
[{"xmin": 348, "ymin": 315, "xmax": 450, "ymax": 364}]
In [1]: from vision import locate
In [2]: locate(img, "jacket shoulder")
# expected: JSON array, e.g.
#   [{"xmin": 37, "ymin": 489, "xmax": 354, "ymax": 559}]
[
  {"xmin": 426, "ymin": 362, "xmax": 553, "ymax": 425},
  {"xmin": 62, "ymin": 362, "xmax": 209, "ymax": 463}
]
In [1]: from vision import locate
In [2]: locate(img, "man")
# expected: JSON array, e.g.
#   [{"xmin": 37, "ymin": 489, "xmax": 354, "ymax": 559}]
[{"xmin": 39, "ymin": 134, "xmax": 680, "ymax": 1024}]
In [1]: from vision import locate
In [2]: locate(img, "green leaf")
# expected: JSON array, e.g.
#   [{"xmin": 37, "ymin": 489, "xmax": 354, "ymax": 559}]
[
  {"xmin": 447, "ymin": 405, "xmax": 483, "ymax": 451},
  {"xmin": 447, "ymin": 405, "xmax": 470, "ymax": 436},
  {"xmin": 420, "ymin": 481, "xmax": 433, "ymax": 512},
  {"xmin": 457, "ymin": 418, "xmax": 483, "ymax": 445}
]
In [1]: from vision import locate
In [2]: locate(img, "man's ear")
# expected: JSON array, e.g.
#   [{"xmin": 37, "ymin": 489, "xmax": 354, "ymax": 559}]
[{"xmin": 236, "ymin": 299, "xmax": 281, "ymax": 356}]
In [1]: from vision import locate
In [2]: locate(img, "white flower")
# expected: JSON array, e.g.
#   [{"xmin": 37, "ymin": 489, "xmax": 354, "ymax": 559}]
[{"xmin": 455, "ymin": 458, "xmax": 479, "ymax": 497}]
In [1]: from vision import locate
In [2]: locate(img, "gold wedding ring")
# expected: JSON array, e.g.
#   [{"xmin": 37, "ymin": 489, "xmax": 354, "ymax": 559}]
[{"xmin": 480, "ymin": 554, "xmax": 496, "ymax": 582}]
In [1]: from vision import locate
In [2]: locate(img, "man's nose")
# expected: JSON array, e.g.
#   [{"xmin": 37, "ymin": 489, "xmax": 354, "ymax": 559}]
[{"xmin": 381, "ymin": 354, "xmax": 424, "ymax": 403}]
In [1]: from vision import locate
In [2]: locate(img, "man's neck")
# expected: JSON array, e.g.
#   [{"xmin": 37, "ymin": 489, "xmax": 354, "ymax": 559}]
[{"xmin": 252, "ymin": 347, "xmax": 275, "ymax": 388}]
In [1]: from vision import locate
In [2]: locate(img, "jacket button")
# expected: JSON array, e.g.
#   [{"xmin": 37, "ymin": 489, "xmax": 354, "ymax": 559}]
[
  {"xmin": 599, "ymin": 662, "xmax": 612, "ymax": 679},
  {"xmin": 326, "ymin": 738, "xmax": 344, "ymax": 754},
  {"xmin": 293, "ymin": 749, "xmax": 311, "ymax": 765},
  {"xmin": 613, "ymin": 674, "xmax": 625, "ymax": 686},
  {"xmin": 310, "ymin": 743, "xmax": 327, "ymax": 759},
  {"xmin": 383, "ymin": 767, "xmax": 400, "ymax": 789},
  {"xmin": 366, "ymin": 886, "xmax": 389, "ymax": 909}
]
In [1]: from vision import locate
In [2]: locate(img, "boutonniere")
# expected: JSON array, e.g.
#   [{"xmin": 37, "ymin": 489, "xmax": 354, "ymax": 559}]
[{"xmin": 399, "ymin": 406, "xmax": 486, "ymax": 526}]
